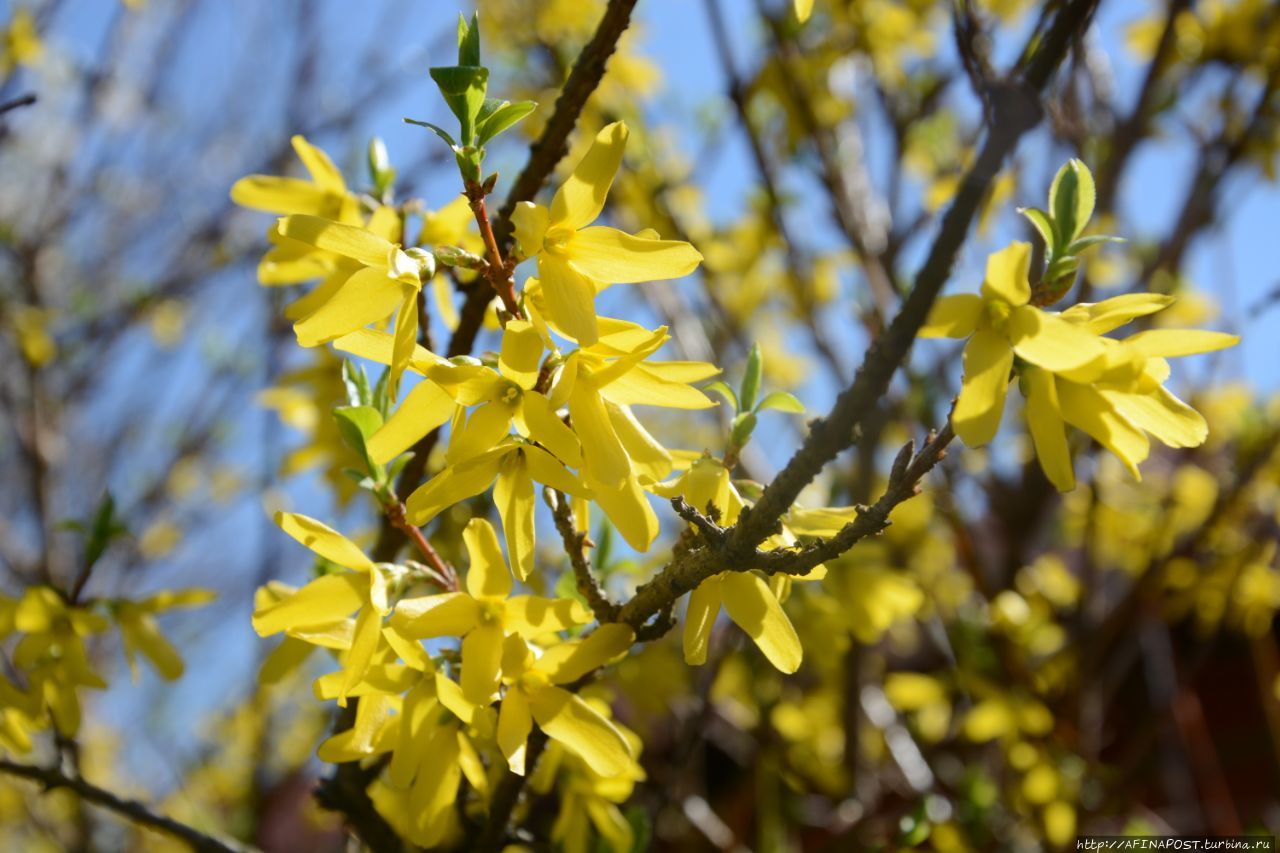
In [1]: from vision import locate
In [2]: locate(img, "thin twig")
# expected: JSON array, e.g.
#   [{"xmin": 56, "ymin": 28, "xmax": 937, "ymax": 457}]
[
  {"xmin": 547, "ymin": 489, "xmax": 618, "ymax": 621},
  {"xmin": 0, "ymin": 93, "xmax": 37, "ymax": 116},
  {"xmin": 0, "ymin": 758, "xmax": 257, "ymax": 853}
]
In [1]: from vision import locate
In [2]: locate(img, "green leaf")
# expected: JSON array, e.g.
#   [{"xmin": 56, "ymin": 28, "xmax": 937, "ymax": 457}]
[
  {"xmin": 702, "ymin": 380, "xmax": 739, "ymax": 412},
  {"xmin": 456, "ymin": 12, "xmax": 480, "ymax": 68},
  {"xmin": 334, "ymin": 406, "xmax": 384, "ymax": 474},
  {"xmin": 476, "ymin": 100, "xmax": 537, "ymax": 145},
  {"xmin": 84, "ymin": 492, "xmax": 129, "ymax": 571},
  {"xmin": 429, "ymin": 65, "xmax": 490, "ymax": 145},
  {"xmin": 755, "ymin": 391, "xmax": 805, "ymax": 414},
  {"xmin": 371, "ymin": 367, "xmax": 391, "ymax": 416},
  {"xmin": 1045, "ymin": 254, "xmax": 1079, "ymax": 282},
  {"xmin": 1017, "ymin": 207, "xmax": 1055, "ymax": 254},
  {"xmin": 730, "ymin": 411, "xmax": 758, "ymax": 449},
  {"xmin": 593, "ymin": 521, "xmax": 614, "ymax": 576},
  {"xmin": 341, "ymin": 360, "xmax": 371, "ymax": 408},
  {"xmin": 1066, "ymin": 234, "xmax": 1124, "ymax": 254},
  {"xmin": 1048, "ymin": 159, "xmax": 1095, "ymax": 244},
  {"xmin": 625, "ymin": 805, "xmax": 653, "ymax": 853},
  {"xmin": 739, "ymin": 343, "xmax": 763, "ymax": 412},
  {"xmin": 403, "ymin": 118, "xmax": 456, "ymax": 148},
  {"xmin": 386, "ymin": 452, "xmax": 414, "ymax": 483}
]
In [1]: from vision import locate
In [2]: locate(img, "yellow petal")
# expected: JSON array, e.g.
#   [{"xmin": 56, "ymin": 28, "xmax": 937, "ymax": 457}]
[
  {"xmin": 390, "ymin": 288, "xmax": 420, "ymax": 395},
  {"xmin": 387, "ymin": 679, "xmax": 440, "ymax": 787},
  {"xmin": 277, "ymin": 215, "xmax": 394, "ymax": 267},
  {"xmin": 314, "ymin": 664, "xmax": 417, "ymax": 700},
  {"xmin": 435, "ymin": 671, "xmax": 475, "ymax": 724},
  {"xmin": 550, "ymin": 122, "xmax": 628, "ymax": 231},
  {"xmin": 1008, "ymin": 306, "xmax": 1105, "ymax": 372},
  {"xmin": 258, "ymin": 637, "xmax": 314, "ymax": 685},
  {"xmin": 540, "ymin": 624, "xmax": 635, "ymax": 684},
  {"xmin": 528, "ymin": 685, "xmax": 633, "ymax": 777},
  {"xmin": 601, "ymin": 364, "xmax": 715, "ymax": 410},
  {"xmin": 497, "ymin": 687, "xmax": 533, "ymax": 775},
  {"xmin": 1058, "ymin": 381, "xmax": 1149, "ymax": 479},
  {"xmin": 1122, "ymin": 329, "xmax": 1240, "ymax": 359},
  {"xmin": 367, "ymin": 379, "xmax": 454, "ymax": 465},
  {"xmin": 683, "ymin": 576, "xmax": 722, "ymax": 665},
  {"xmin": 500, "ymin": 319, "xmax": 545, "ymax": 389},
  {"xmin": 119, "ymin": 613, "xmax": 184, "ymax": 680},
  {"xmin": 920, "ymin": 294, "xmax": 983, "ymax": 338},
  {"xmin": 522, "ymin": 444, "xmax": 587, "ymax": 496},
  {"xmin": 392, "ymin": 593, "xmax": 481, "ymax": 639},
  {"xmin": 720, "ymin": 572, "xmax": 802, "ymax": 674},
  {"xmin": 953, "ymin": 328, "xmax": 1014, "ymax": 447},
  {"xmin": 519, "ymin": 391, "xmax": 582, "ymax": 467},
  {"xmin": 511, "ymin": 201, "xmax": 550, "ymax": 259},
  {"xmin": 446, "ymin": 399, "xmax": 516, "ymax": 465},
  {"xmin": 276, "ymin": 512, "xmax": 376, "ymax": 572},
  {"xmin": 539, "ymin": 254, "xmax": 600, "ymax": 346},
  {"xmin": 980, "ymin": 242, "xmax": 1031, "ymax": 306},
  {"xmin": 231, "ymin": 177, "xmax": 335, "ymax": 217},
  {"xmin": 294, "ymin": 266, "xmax": 407, "ymax": 347},
  {"xmin": 505, "ymin": 596, "xmax": 591, "ymax": 637},
  {"xmin": 494, "ymin": 458, "xmax": 536, "ymax": 582},
  {"xmin": 252, "ymin": 573, "xmax": 364, "ymax": 636},
  {"xmin": 334, "ymin": 327, "xmax": 447, "ymax": 374},
  {"xmin": 570, "ymin": 380, "xmax": 630, "ymax": 487},
  {"xmin": 409, "ymin": 724, "xmax": 462, "ymax": 846},
  {"xmin": 382, "ymin": 625, "xmax": 433, "ymax": 672},
  {"xmin": 463, "ymin": 518, "xmax": 513, "ymax": 598},
  {"xmin": 339, "ymin": 606, "xmax": 384, "ymax": 704},
  {"xmin": 291, "ymin": 135, "xmax": 345, "ymax": 193},
  {"xmin": 794, "ymin": 0, "xmax": 814, "ymax": 22},
  {"xmin": 1062, "ymin": 293, "xmax": 1175, "ymax": 334},
  {"xmin": 404, "ymin": 448, "xmax": 506, "ymax": 525},
  {"xmin": 566, "ymin": 226, "xmax": 702, "ymax": 284},
  {"xmin": 460, "ymin": 621, "xmax": 505, "ymax": 705},
  {"xmin": 607, "ymin": 403, "xmax": 672, "ymax": 483},
  {"xmin": 1022, "ymin": 367, "xmax": 1075, "ymax": 491},
  {"xmin": 589, "ymin": 473, "xmax": 659, "ymax": 551},
  {"xmin": 1103, "ymin": 386, "xmax": 1207, "ymax": 449}
]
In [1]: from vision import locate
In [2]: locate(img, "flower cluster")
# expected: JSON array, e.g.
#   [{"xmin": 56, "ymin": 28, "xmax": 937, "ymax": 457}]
[{"xmin": 921, "ymin": 160, "xmax": 1238, "ymax": 491}]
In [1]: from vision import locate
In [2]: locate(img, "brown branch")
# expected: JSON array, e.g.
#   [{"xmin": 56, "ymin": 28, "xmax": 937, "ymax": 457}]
[
  {"xmin": 372, "ymin": 0, "xmax": 643, "ymax": 564},
  {"xmin": 0, "ymin": 93, "xmax": 37, "ymax": 116},
  {"xmin": 474, "ymin": 730, "xmax": 549, "ymax": 852},
  {"xmin": 547, "ymin": 489, "xmax": 618, "ymax": 622},
  {"xmin": 0, "ymin": 758, "xmax": 257, "ymax": 853},
  {"xmin": 385, "ymin": 500, "xmax": 457, "ymax": 591},
  {"xmin": 449, "ymin": 0, "xmax": 641, "ymax": 356},
  {"xmin": 620, "ymin": 423, "xmax": 954, "ymax": 629},
  {"xmin": 463, "ymin": 181, "xmax": 522, "ymax": 319}
]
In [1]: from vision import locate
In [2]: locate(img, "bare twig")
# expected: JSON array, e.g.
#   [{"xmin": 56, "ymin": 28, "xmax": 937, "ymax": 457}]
[
  {"xmin": 547, "ymin": 489, "xmax": 619, "ymax": 622},
  {"xmin": 0, "ymin": 758, "xmax": 257, "ymax": 853}
]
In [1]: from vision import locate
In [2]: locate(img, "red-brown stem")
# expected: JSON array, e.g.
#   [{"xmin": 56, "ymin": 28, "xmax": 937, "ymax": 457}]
[
  {"xmin": 387, "ymin": 501, "xmax": 458, "ymax": 591},
  {"xmin": 464, "ymin": 182, "xmax": 524, "ymax": 319}
]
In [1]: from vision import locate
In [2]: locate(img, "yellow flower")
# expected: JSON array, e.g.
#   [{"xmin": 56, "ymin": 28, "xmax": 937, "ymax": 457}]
[
  {"xmin": 7, "ymin": 588, "xmax": 110, "ymax": 737},
  {"xmin": 495, "ymin": 625, "xmax": 637, "ymax": 777},
  {"xmin": 252, "ymin": 512, "xmax": 391, "ymax": 705},
  {"xmin": 654, "ymin": 457, "xmax": 802, "ymax": 673},
  {"xmin": 231, "ymin": 136, "xmax": 361, "ymax": 223},
  {"xmin": 114, "ymin": 588, "xmax": 216, "ymax": 681},
  {"xmin": 510, "ymin": 121, "xmax": 703, "ymax": 345},
  {"xmin": 391, "ymin": 519, "xmax": 590, "ymax": 704},
  {"xmin": 920, "ymin": 242, "xmax": 1105, "ymax": 446},
  {"xmin": 1019, "ymin": 294, "xmax": 1239, "ymax": 491},
  {"xmin": 275, "ymin": 214, "xmax": 427, "ymax": 389},
  {"xmin": 0, "ymin": 10, "xmax": 43, "ymax": 75},
  {"xmin": 532, "ymin": 698, "xmax": 646, "ymax": 853},
  {"xmin": 314, "ymin": 627, "xmax": 481, "ymax": 848}
]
